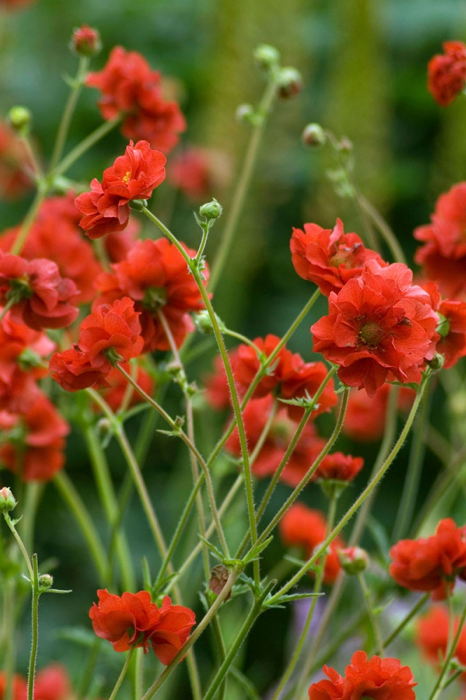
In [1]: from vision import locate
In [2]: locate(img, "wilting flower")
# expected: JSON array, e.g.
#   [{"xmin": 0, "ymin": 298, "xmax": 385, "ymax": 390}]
[
  {"xmin": 86, "ymin": 47, "xmax": 185, "ymax": 151},
  {"xmin": 290, "ymin": 218, "xmax": 385, "ymax": 297},
  {"xmin": 428, "ymin": 41, "xmax": 466, "ymax": 106},
  {"xmin": 89, "ymin": 589, "xmax": 196, "ymax": 664},
  {"xmin": 95, "ymin": 238, "xmax": 208, "ymax": 352},
  {"xmin": 312, "ymin": 260, "xmax": 439, "ymax": 397},
  {"xmin": 389, "ymin": 518, "xmax": 466, "ymax": 600},
  {"xmin": 280, "ymin": 503, "xmax": 343, "ymax": 584},
  {"xmin": 308, "ymin": 650, "xmax": 416, "ymax": 699},
  {"xmin": 75, "ymin": 140, "xmax": 166, "ymax": 239}
]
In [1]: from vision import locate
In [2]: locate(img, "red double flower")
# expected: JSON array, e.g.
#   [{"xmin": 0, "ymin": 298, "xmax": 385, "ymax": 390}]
[
  {"xmin": 89, "ymin": 589, "xmax": 196, "ymax": 664},
  {"xmin": 428, "ymin": 41, "xmax": 466, "ymax": 106}
]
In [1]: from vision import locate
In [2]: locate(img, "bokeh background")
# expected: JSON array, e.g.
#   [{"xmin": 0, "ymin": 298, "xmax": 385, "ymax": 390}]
[{"xmin": 1, "ymin": 0, "xmax": 466, "ymax": 698}]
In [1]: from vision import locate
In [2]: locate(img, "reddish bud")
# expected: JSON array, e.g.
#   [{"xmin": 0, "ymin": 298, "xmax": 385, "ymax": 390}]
[
  {"xmin": 209, "ymin": 565, "xmax": 231, "ymax": 600},
  {"xmin": 338, "ymin": 546, "xmax": 369, "ymax": 575},
  {"xmin": 72, "ymin": 25, "xmax": 101, "ymax": 57}
]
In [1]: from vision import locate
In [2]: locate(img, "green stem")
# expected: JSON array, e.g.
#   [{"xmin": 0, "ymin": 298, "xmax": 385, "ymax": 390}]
[
  {"xmin": 109, "ymin": 649, "xmax": 134, "ymax": 700},
  {"xmin": 10, "ymin": 189, "xmax": 45, "ymax": 255},
  {"xmin": 27, "ymin": 554, "xmax": 39, "ymax": 700},
  {"xmin": 266, "ymin": 374, "xmax": 429, "ymax": 605},
  {"xmin": 134, "ymin": 648, "xmax": 144, "ymax": 700},
  {"xmin": 19, "ymin": 482, "xmax": 43, "ymax": 556},
  {"xmin": 0, "ymin": 298, "xmax": 15, "ymax": 324},
  {"xmin": 51, "ymin": 116, "xmax": 122, "ymax": 179},
  {"xmin": 211, "ymin": 615, "xmax": 228, "ymax": 700},
  {"xmin": 49, "ymin": 56, "xmax": 90, "ymax": 170},
  {"xmin": 209, "ymin": 74, "xmax": 278, "ymax": 291},
  {"xmin": 358, "ymin": 572, "xmax": 384, "ymax": 656},
  {"xmin": 3, "ymin": 513, "xmax": 34, "ymax": 581},
  {"xmin": 3, "ymin": 579, "xmax": 16, "ymax": 700},
  {"xmin": 76, "ymin": 639, "xmax": 101, "ymax": 700},
  {"xmin": 382, "ymin": 593, "xmax": 429, "ymax": 649},
  {"xmin": 53, "ymin": 472, "xmax": 108, "ymax": 584},
  {"xmin": 20, "ymin": 134, "xmax": 43, "ymax": 181},
  {"xmin": 358, "ymin": 194, "xmax": 406, "ymax": 264}
]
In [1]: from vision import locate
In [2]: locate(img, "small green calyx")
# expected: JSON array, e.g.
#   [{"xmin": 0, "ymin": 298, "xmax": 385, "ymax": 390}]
[
  {"xmin": 0, "ymin": 487, "xmax": 17, "ymax": 514},
  {"xmin": 18, "ymin": 347, "xmax": 43, "ymax": 371},
  {"xmin": 104, "ymin": 347, "xmax": 124, "ymax": 367},
  {"xmin": 7, "ymin": 276, "xmax": 32, "ymax": 304},
  {"xmin": 254, "ymin": 44, "xmax": 280, "ymax": 73},
  {"xmin": 8, "ymin": 106, "xmax": 32, "ymax": 135},
  {"xmin": 142, "ymin": 286, "xmax": 167, "ymax": 311},
  {"xmin": 318, "ymin": 478, "xmax": 349, "ymax": 501},
  {"xmin": 436, "ymin": 314, "xmax": 450, "ymax": 339}
]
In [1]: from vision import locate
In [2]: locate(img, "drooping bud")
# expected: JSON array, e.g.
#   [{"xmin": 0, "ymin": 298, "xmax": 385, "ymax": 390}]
[
  {"xmin": 71, "ymin": 25, "xmax": 101, "ymax": 57},
  {"xmin": 0, "ymin": 487, "xmax": 17, "ymax": 513},
  {"xmin": 209, "ymin": 565, "xmax": 231, "ymax": 600},
  {"xmin": 193, "ymin": 310, "xmax": 226, "ymax": 335},
  {"xmin": 8, "ymin": 106, "xmax": 32, "ymax": 136},
  {"xmin": 428, "ymin": 353, "xmax": 445, "ymax": 372},
  {"xmin": 254, "ymin": 44, "xmax": 280, "ymax": 72},
  {"xmin": 277, "ymin": 67, "xmax": 303, "ymax": 99},
  {"xmin": 199, "ymin": 198, "xmax": 223, "ymax": 221},
  {"xmin": 338, "ymin": 546, "xmax": 369, "ymax": 575},
  {"xmin": 302, "ymin": 123, "xmax": 327, "ymax": 148}
]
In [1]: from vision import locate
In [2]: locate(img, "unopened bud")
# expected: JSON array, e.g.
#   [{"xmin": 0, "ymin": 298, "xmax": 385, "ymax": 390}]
[
  {"xmin": 71, "ymin": 25, "xmax": 101, "ymax": 57},
  {"xmin": 38, "ymin": 574, "xmax": 53, "ymax": 589},
  {"xmin": 338, "ymin": 137, "xmax": 353, "ymax": 154},
  {"xmin": 209, "ymin": 565, "xmax": 231, "ymax": 600},
  {"xmin": 254, "ymin": 44, "xmax": 280, "ymax": 72},
  {"xmin": 193, "ymin": 310, "xmax": 226, "ymax": 335},
  {"xmin": 428, "ymin": 353, "xmax": 444, "ymax": 372},
  {"xmin": 199, "ymin": 198, "xmax": 223, "ymax": 221},
  {"xmin": 338, "ymin": 546, "xmax": 369, "ymax": 575},
  {"xmin": 277, "ymin": 67, "xmax": 303, "ymax": 99},
  {"xmin": 302, "ymin": 123, "xmax": 326, "ymax": 148},
  {"xmin": 236, "ymin": 104, "xmax": 256, "ymax": 124},
  {"xmin": 8, "ymin": 106, "xmax": 32, "ymax": 135},
  {"xmin": 0, "ymin": 487, "xmax": 17, "ymax": 513}
]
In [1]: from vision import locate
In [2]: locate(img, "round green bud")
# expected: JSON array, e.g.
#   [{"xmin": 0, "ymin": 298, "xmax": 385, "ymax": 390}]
[
  {"xmin": 38, "ymin": 574, "xmax": 53, "ymax": 589},
  {"xmin": 338, "ymin": 546, "xmax": 369, "ymax": 575},
  {"xmin": 254, "ymin": 44, "xmax": 280, "ymax": 72},
  {"xmin": 8, "ymin": 106, "xmax": 32, "ymax": 135},
  {"xmin": 428, "ymin": 353, "xmax": 444, "ymax": 372},
  {"xmin": 0, "ymin": 487, "xmax": 17, "ymax": 514},
  {"xmin": 236, "ymin": 103, "xmax": 256, "ymax": 124},
  {"xmin": 277, "ymin": 67, "xmax": 303, "ymax": 99},
  {"xmin": 302, "ymin": 123, "xmax": 327, "ymax": 148},
  {"xmin": 199, "ymin": 198, "xmax": 223, "ymax": 221}
]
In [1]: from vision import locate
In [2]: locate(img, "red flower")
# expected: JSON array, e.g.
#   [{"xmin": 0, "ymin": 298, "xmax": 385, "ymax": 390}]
[
  {"xmin": 75, "ymin": 140, "xmax": 166, "ymax": 239},
  {"xmin": 204, "ymin": 354, "xmax": 231, "ymax": 410},
  {"xmin": 86, "ymin": 47, "xmax": 185, "ymax": 152},
  {"xmin": 0, "ymin": 673, "xmax": 27, "ymax": 700},
  {"xmin": 343, "ymin": 385, "xmax": 390, "ymax": 442},
  {"xmin": 389, "ymin": 518, "xmax": 466, "ymax": 600},
  {"xmin": 50, "ymin": 347, "xmax": 110, "ymax": 392},
  {"xmin": 98, "ymin": 363, "xmax": 154, "ymax": 412},
  {"xmin": 280, "ymin": 503, "xmax": 343, "ymax": 584},
  {"xmin": 225, "ymin": 395, "xmax": 326, "ymax": 487},
  {"xmin": 312, "ymin": 452, "xmax": 364, "ymax": 482},
  {"xmin": 95, "ymin": 238, "xmax": 208, "ymax": 352},
  {"xmin": 34, "ymin": 664, "xmax": 72, "ymax": 700},
  {"xmin": 168, "ymin": 147, "xmax": 232, "ymax": 202},
  {"xmin": 232, "ymin": 334, "xmax": 337, "ymax": 419},
  {"xmin": 416, "ymin": 606, "xmax": 466, "ymax": 673},
  {"xmin": 89, "ymin": 589, "xmax": 195, "ymax": 664},
  {"xmin": 0, "ymin": 394, "xmax": 69, "ymax": 481},
  {"xmin": 428, "ymin": 41, "xmax": 466, "ymax": 106},
  {"xmin": 436, "ymin": 299, "xmax": 466, "ymax": 369},
  {"xmin": 308, "ymin": 650, "xmax": 416, "ymax": 699},
  {"xmin": 414, "ymin": 182, "xmax": 466, "ymax": 299},
  {"xmin": 290, "ymin": 218, "xmax": 385, "ymax": 297},
  {"xmin": 0, "ymin": 252, "xmax": 79, "ymax": 331},
  {"xmin": 0, "ymin": 193, "xmax": 103, "ymax": 303},
  {"xmin": 0, "ymin": 120, "xmax": 33, "ymax": 199},
  {"xmin": 312, "ymin": 261, "xmax": 439, "ymax": 397}
]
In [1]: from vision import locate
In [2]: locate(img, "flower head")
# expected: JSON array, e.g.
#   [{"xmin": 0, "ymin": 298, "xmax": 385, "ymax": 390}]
[{"xmin": 428, "ymin": 41, "xmax": 466, "ymax": 106}]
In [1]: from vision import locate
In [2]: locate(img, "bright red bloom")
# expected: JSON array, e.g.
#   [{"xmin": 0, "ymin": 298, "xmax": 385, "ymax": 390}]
[
  {"xmin": 232, "ymin": 334, "xmax": 337, "ymax": 419},
  {"xmin": 312, "ymin": 261, "xmax": 439, "ymax": 397},
  {"xmin": 89, "ymin": 589, "xmax": 195, "ymax": 664},
  {"xmin": 95, "ymin": 238, "xmax": 208, "ymax": 352},
  {"xmin": 428, "ymin": 41, "xmax": 466, "ymax": 106},
  {"xmin": 0, "ymin": 394, "xmax": 69, "ymax": 481},
  {"xmin": 0, "ymin": 252, "xmax": 79, "ymax": 331},
  {"xmin": 389, "ymin": 518, "xmax": 466, "ymax": 600},
  {"xmin": 98, "ymin": 363, "xmax": 154, "ymax": 412},
  {"xmin": 75, "ymin": 140, "xmax": 166, "ymax": 239},
  {"xmin": 86, "ymin": 47, "xmax": 185, "ymax": 152},
  {"xmin": 308, "ymin": 650, "xmax": 416, "ymax": 699},
  {"xmin": 0, "ymin": 673, "xmax": 27, "ymax": 700},
  {"xmin": 225, "ymin": 395, "xmax": 326, "ymax": 487},
  {"xmin": 280, "ymin": 503, "xmax": 343, "ymax": 584},
  {"xmin": 416, "ymin": 606, "xmax": 466, "ymax": 673},
  {"xmin": 312, "ymin": 452, "xmax": 364, "ymax": 482},
  {"xmin": 414, "ymin": 182, "xmax": 466, "ymax": 299},
  {"xmin": 49, "ymin": 347, "xmax": 110, "ymax": 392},
  {"xmin": 290, "ymin": 219, "xmax": 385, "ymax": 297},
  {"xmin": 0, "ymin": 121, "xmax": 33, "ymax": 199},
  {"xmin": 34, "ymin": 664, "xmax": 72, "ymax": 700}
]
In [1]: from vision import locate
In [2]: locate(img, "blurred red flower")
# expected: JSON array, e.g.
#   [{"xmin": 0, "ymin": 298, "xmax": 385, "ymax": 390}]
[
  {"xmin": 34, "ymin": 664, "xmax": 72, "ymax": 700},
  {"xmin": 312, "ymin": 452, "xmax": 364, "ymax": 482},
  {"xmin": 416, "ymin": 605, "xmax": 466, "ymax": 675},
  {"xmin": 428, "ymin": 41, "xmax": 466, "ymax": 106},
  {"xmin": 0, "ymin": 121, "xmax": 33, "ymax": 199}
]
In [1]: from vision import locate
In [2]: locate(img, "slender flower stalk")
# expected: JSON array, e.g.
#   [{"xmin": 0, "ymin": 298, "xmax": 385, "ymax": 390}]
[
  {"xmin": 108, "ymin": 649, "xmax": 134, "ymax": 700},
  {"xmin": 358, "ymin": 572, "xmax": 385, "ymax": 656}
]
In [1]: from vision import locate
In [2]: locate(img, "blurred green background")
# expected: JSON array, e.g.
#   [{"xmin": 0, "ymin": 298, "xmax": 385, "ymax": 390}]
[{"xmin": 1, "ymin": 0, "xmax": 466, "ymax": 698}]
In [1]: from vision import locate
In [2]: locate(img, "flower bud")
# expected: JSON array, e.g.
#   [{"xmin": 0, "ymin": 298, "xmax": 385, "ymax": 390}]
[
  {"xmin": 193, "ymin": 310, "xmax": 226, "ymax": 335},
  {"xmin": 38, "ymin": 574, "xmax": 53, "ymax": 589},
  {"xmin": 71, "ymin": 25, "xmax": 101, "ymax": 57},
  {"xmin": 302, "ymin": 123, "xmax": 326, "ymax": 148},
  {"xmin": 277, "ymin": 68, "xmax": 303, "ymax": 99},
  {"xmin": 0, "ymin": 487, "xmax": 17, "ymax": 513},
  {"xmin": 236, "ymin": 104, "xmax": 256, "ymax": 124},
  {"xmin": 338, "ymin": 546, "xmax": 369, "ymax": 575},
  {"xmin": 338, "ymin": 137, "xmax": 353, "ymax": 154},
  {"xmin": 199, "ymin": 198, "xmax": 223, "ymax": 221},
  {"xmin": 428, "ymin": 353, "xmax": 444, "ymax": 371},
  {"xmin": 254, "ymin": 44, "xmax": 280, "ymax": 72},
  {"xmin": 209, "ymin": 564, "xmax": 231, "ymax": 600},
  {"xmin": 8, "ymin": 106, "xmax": 32, "ymax": 135}
]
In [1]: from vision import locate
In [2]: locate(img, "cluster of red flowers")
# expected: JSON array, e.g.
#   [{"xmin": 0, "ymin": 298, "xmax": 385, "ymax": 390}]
[
  {"xmin": 89, "ymin": 589, "xmax": 196, "ymax": 664},
  {"xmin": 428, "ymin": 41, "xmax": 466, "ymax": 106},
  {"xmin": 75, "ymin": 140, "xmax": 166, "ymax": 238},
  {"xmin": 0, "ymin": 664, "xmax": 71, "ymax": 700},
  {"xmin": 389, "ymin": 518, "xmax": 466, "ymax": 600},
  {"xmin": 50, "ymin": 297, "xmax": 143, "ymax": 392},
  {"xmin": 308, "ymin": 650, "xmax": 416, "ymax": 699},
  {"xmin": 86, "ymin": 47, "xmax": 185, "ymax": 151}
]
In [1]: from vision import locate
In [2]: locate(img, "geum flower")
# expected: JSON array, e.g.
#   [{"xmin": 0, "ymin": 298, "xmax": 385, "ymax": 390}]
[
  {"xmin": 86, "ymin": 46, "xmax": 185, "ymax": 152},
  {"xmin": 308, "ymin": 650, "xmax": 416, "ymax": 699},
  {"xmin": 0, "ymin": 251, "xmax": 79, "ymax": 331},
  {"xmin": 389, "ymin": 518, "xmax": 466, "ymax": 600},
  {"xmin": 50, "ymin": 297, "xmax": 144, "ymax": 392},
  {"xmin": 89, "ymin": 589, "xmax": 196, "ymax": 664},
  {"xmin": 75, "ymin": 140, "xmax": 166, "ymax": 239},
  {"xmin": 416, "ymin": 605, "xmax": 466, "ymax": 676},
  {"xmin": 428, "ymin": 41, "xmax": 466, "ymax": 106},
  {"xmin": 311, "ymin": 260, "xmax": 439, "ymax": 397},
  {"xmin": 290, "ymin": 218, "xmax": 385, "ymax": 297},
  {"xmin": 95, "ymin": 237, "xmax": 208, "ymax": 352}
]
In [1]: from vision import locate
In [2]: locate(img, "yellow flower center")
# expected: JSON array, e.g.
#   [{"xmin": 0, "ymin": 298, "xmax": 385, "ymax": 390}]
[{"xmin": 122, "ymin": 171, "xmax": 131, "ymax": 184}]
